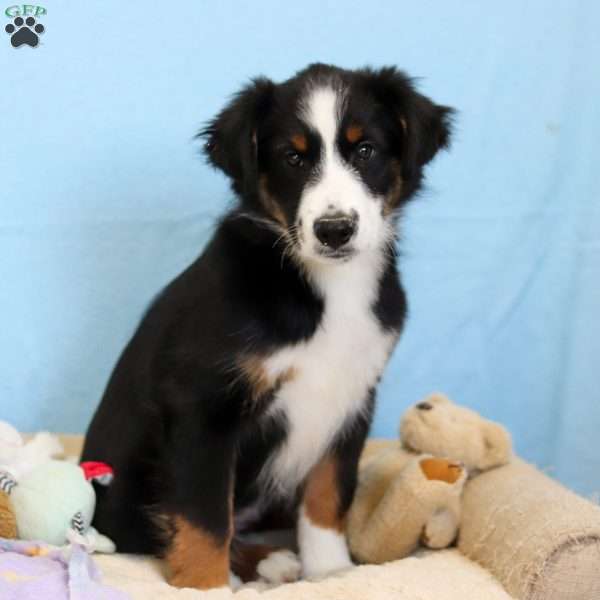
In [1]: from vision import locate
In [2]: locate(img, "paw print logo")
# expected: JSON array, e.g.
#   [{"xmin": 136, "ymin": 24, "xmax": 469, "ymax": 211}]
[{"xmin": 5, "ymin": 16, "xmax": 45, "ymax": 48}]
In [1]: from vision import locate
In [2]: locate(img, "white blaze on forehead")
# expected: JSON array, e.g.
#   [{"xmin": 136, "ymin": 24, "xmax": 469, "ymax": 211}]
[
  {"xmin": 302, "ymin": 85, "xmax": 343, "ymax": 162},
  {"xmin": 296, "ymin": 85, "xmax": 391, "ymax": 262}
]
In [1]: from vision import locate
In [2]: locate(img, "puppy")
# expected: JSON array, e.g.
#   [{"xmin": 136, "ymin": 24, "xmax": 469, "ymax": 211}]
[{"xmin": 82, "ymin": 63, "xmax": 453, "ymax": 590}]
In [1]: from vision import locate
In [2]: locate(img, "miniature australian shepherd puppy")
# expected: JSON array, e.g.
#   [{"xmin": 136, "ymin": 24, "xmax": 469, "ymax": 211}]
[{"xmin": 82, "ymin": 63, "xmax": 453, "ymax": 590}]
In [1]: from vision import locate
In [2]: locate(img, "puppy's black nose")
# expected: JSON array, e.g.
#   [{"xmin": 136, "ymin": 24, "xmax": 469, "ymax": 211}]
[
  {"xmin": 313, "ymin": 215, "xmax": 356, "ymax": 250},
  {"xmin": 417, "ymin": 402, "xmax": 433, "ymax": 411}
]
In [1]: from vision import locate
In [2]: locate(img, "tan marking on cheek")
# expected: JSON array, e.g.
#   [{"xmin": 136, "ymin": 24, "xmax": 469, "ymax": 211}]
[
  {"xmin": 166, "ymin": 516, "xmax": 231, "ymax": 590},
  {"xmin": 258, "ymin": 176, "xmax": 288, "ymax": 228},
  {"xmin": 291, "ymin": 134, "xmax": 308, "ymax": 153},
  {"xmin": 399, "ymin": 117, "xmax": 407, "ymax": 135},
  {"xmin": 303, "ymin": 457, "xmax": 344, "ymax": 532},
  {"xmin": 346, "ymin": 124, "xmax": 363, "ymax": 144},
  {"xmin": 238, "ymin": 354, "xmax": 297, "ymax": 403},
  {"xmin": 383, "ymin": 163, "xmax": 404, "ymax": 216}
]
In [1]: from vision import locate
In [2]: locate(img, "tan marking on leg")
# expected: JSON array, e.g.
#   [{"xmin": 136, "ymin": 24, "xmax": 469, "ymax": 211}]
[
  {"xmin": 259, "ymin": 176, "xmax": 288, "ymax": 228},
  {"xmin": 291, "ymin": 133, "xmax": 308, "ymax": 153},
  {"xmin": 166, "ymin": 516, "xmax": 230, "ymax": 590},
  {"xmin": 303, "ymin": 457, "xmax": 344, "ymax": 532},
  {"xmin": 419, "ymin": 458, "xmax": 464, "ymax": 484},
  {"xmin": 345, "ymin": 124, "xmax": 363, "ymax": 144}
]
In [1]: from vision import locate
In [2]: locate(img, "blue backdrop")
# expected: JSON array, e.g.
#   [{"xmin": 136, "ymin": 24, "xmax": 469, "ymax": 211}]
[{"xmin": 1, "ymin": 1, "xmax": 598, "ymax": 496}]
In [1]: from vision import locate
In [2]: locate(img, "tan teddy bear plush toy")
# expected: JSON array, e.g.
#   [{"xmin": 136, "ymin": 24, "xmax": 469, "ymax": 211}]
[{"xmin": 347, "ymin": 393, "xmax": 512, "ymax": 564}]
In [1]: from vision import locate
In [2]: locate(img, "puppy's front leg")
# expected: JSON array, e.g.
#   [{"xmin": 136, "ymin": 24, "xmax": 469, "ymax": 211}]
[
  {"xmin": 298, "ymin": 416, "xmax": 369, "ymax": 579},
  {"xmin": 163, "ymin": 409, "xmax": 235, "ymax": 590},
  {"xmin": 298, "ymin": 456, "xmax": 353, "ymax": 578}
]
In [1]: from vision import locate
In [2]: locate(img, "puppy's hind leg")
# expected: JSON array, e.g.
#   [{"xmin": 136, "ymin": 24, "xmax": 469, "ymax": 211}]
[{"xmin": 162, "ymin": 406, "xmax": 236, "ymax": 591}]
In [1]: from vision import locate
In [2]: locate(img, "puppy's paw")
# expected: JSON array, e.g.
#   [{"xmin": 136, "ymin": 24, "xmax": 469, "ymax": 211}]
[
  {"xmin": 302, "ymin": 553, "xmax": 353, "ymax": 579},
  {"xmin": 229, "ymin": 571, "xmax": 243, "ymax": 590},
  {"xmin": 301, "ymin": 540, "xmax": 353, "ymax": 579},
  {"xmin": 257, "ymin": 549, "xmax": 301, "ymax": 584}
]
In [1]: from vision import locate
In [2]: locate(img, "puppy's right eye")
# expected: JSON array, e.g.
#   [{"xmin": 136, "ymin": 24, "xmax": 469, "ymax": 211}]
[{"xmin": 285, "ymin": 150, "xmax": 303, "ymax": 167}]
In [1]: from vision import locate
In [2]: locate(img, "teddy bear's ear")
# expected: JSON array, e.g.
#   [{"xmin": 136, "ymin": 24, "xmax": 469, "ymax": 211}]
[
  {"xmin": 480, "ymin": 422, "xmax": 512, "ymax": 470},
  {"xmin": 427, "ymin": 393, "xmax": 451, "ymax": 406},
  {"xmin": 414, "ymin": 392, "xmax": 451, "ymax": 411}
]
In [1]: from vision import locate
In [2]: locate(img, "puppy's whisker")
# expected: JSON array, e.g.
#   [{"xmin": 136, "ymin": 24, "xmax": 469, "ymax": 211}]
[
  {"xmin": 235, "ymin": 212, "xmax": 286, "ymax": 236},
  {"xmin": 272, "ymin": 229, "xmax": 289, "ymax": 249}
]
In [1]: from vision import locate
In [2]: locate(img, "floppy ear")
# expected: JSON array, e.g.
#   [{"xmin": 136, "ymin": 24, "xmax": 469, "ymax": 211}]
[
  {"xmin": 361, "ymin": 67, "xmax": 454, "ymax": 180},
  {"xmin": 407, "ymin": 91, "xmax": 454, "ymax": 168},
  {"xmin": 200, "ymin": 77, "xmax": 274, "ymax": 194}
]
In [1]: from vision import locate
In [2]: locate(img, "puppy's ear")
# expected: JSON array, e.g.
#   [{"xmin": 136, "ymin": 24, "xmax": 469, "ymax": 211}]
[
  {"xmin": 361, "ymin": 67, "xmax": 454, "ymax": 178},
  {"xmin": 406, "ymin": 91, "xmax": 454, "ymax": 168},
  {"xmin": 200, "ymin": 78, "xmax": 275, "ymax": 193}
]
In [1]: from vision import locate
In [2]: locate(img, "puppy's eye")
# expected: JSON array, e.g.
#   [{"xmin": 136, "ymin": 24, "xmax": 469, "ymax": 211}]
[
  {"xmin": 356, "ymin": 142, "xmax": 374, "ymax": 161},
  {"xmin": 285, "ymin": 150, "xmax": 303, "ymax": 167}
]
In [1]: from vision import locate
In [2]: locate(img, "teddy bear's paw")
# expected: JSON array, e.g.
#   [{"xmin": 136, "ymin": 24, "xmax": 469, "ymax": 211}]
[
  {"xmin": 419, "ymin": 458, "xmax": 465, "ymax": 485},
  {"xmin": 421, "ymin": 509, "xmax": 459, "ymax": 549}
]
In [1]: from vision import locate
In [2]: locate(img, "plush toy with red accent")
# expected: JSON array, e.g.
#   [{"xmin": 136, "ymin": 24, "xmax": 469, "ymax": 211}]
[{"xmin": 0, "ymin": 460, "xmax": 115, "ymax": 553}]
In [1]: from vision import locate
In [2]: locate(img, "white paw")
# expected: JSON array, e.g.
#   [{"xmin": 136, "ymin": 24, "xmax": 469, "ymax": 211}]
[
  {"xmin": 256, "ymin": 549, "xmax": 302, "ymax": 584},
  {"xmin": 302, "ymin": 552, "xmax": 353, "ymax": 579},
  {"xmin": 229, "ymin": 571, "xmax": 242, "ymax": 590},
  {"xmin": 300, "ymin": 529, "xmax": 353, "ymax": 579},
  {"xmin": 298, "ymin": 509, "xmax": 354, "ymax": 579}
]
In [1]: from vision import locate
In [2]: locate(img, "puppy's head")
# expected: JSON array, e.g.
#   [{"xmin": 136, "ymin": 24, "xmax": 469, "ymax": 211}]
[{"xmin": 202, "ymin": 64, "xmax": 453, "ymax": 265}]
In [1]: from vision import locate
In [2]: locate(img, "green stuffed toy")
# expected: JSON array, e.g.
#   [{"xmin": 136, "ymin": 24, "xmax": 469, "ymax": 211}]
[{"xmin": 0, "ymin": 460, "xmax": 115, "ymax": 553}]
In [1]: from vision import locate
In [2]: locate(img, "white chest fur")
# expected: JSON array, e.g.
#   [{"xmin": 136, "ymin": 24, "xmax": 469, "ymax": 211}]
[{"xmin": 260, "ymin": 253, "xmax": 397, "ymax": 495}]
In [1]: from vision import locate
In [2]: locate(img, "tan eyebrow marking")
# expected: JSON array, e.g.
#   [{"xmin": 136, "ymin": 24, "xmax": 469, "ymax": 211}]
[
  {"xmin": 258, "ymin": 175, "xmax": 288, "ymax": 229},
  {"xmin": 291, "ymin": 134, "xmax": 308, "ymax": 153},
  {"xmin": 345, "ymin": 124, "xmax": 363, "ymax": 144}
]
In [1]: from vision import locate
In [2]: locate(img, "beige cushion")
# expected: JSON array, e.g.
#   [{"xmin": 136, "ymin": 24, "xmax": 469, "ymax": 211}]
[
  {"xmin": 459, "ymin": 458, "xmax": 600, "ymax": 600},
  {"xmin": 54, "ymin": 435, "xmax": 600, "ymax": 599}
]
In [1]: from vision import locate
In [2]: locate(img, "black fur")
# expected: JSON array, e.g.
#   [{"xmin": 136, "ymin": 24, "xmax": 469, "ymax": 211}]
[{"xmin": 82, "ymin": 64, "xmax": 453, "ymax": 564}]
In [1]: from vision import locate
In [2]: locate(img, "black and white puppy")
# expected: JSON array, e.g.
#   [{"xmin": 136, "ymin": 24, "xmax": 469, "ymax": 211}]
[{"xmin": 82, "ymin": 63, "xmax": 453, "ymax": 590}]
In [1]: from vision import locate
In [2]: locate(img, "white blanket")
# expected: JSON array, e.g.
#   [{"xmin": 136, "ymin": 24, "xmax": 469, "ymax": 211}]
[{"xmin": 96, "ymin": 549, "xmax": 515, "ymax": 600}]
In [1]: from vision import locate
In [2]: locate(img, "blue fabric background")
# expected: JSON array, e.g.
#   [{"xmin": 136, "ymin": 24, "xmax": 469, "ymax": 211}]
[{"xmin": 1, "ymin": 1, "xmax": 598, "ymax": 495}]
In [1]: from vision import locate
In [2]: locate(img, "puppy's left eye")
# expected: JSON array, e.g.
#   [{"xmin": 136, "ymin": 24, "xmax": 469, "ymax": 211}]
[
  {"xmin": 356, "ymin": 142, "xmax": 374, "ymax": 161},
  {"xmin": 285, "ymin": 150, "xmax": 303, "ymax": 167}
]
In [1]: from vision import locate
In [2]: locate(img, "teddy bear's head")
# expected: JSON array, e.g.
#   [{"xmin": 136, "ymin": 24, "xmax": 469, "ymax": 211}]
[{"xmin": 399, "ymin": 393, "xmax": 512, "ymax": 471}]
